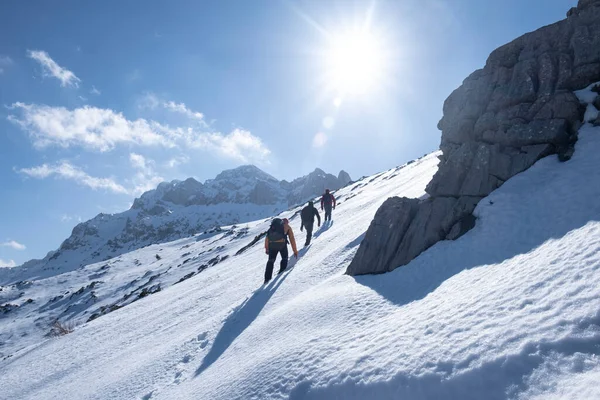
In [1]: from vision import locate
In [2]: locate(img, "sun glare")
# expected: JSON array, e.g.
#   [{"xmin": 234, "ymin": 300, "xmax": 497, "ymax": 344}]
[{"xmin": 325, "ymin": 29, "xmax": 388, "ymax": 96}]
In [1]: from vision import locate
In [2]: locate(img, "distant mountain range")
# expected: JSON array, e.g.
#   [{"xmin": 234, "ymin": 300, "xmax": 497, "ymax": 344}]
[{"xmin": 7, "ymin": 165, "xmax": 351, "ymax": 282}]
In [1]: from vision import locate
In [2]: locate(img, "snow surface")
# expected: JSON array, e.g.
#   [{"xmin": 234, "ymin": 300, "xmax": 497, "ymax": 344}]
[{"xmin": 3, "ymin": 94, "xmax": 600, "ymax": 398}]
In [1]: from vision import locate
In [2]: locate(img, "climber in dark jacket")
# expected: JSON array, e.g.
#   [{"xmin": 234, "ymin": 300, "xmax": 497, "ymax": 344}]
[
  {"xmin": 320, "ymin": 189, "xmax": 336, "ymax": 222},
  {"xmin": 300, "ymin": 201, "xmax": 321, "ymax": 246}
]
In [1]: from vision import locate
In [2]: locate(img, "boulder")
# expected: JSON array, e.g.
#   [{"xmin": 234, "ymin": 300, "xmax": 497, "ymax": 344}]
[
  {"xmin": 346, "ymin": 197, "xmax": 419, "ymax": 275},
  {"xmin": 347, "ymin": 2, "xmax": 595, "ymax": 276},
  {"xmin": 348, "ymin": 196, "xmax": 481, "ymax": 276}
]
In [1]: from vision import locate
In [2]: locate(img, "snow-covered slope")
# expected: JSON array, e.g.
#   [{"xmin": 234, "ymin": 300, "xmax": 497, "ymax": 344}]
[
  {"xmin": 3, "ymin": 103, "xmax": 600, "ymax": 398},
  {"xmin": 0, "ymin": 153, "xmax": 430, "ymax": 365},
  {"xmin": 0, "ymin": 165, "xmax": 350, "ymax": 284}
]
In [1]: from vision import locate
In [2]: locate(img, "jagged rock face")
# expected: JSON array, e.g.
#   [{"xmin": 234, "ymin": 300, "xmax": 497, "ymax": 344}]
[
  {"xmin": 578, "ymin": 0, "xmax": 600, "ymax": 12},
  {"xmin": 348, "ymin": 2, "xmax": 599, "ymax": 276},
  {"xmin": 133, "ymin": 165, "xmax": 350, "ymax": 209},
  {"xmin": 338, "ymin": 170, "xmax": 352, "ymax": 186},
  {"xmin": 347, "ymin": 196, "xmax": 479, "ymax": 275},
  {"xmin": 285, "ymin": 169, "xmax": 348, "ymax": 205}
]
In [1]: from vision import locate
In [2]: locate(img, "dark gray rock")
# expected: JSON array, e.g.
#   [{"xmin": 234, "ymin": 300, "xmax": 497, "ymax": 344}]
[
  {"xmin": 593, "ymin": 95, "xmax": 600, "ymax": 111},
  {"xmin": 578, "ymin": 0, "xmax": 600, "ymax": 11},
  {"xmin": 346, "ymin": 197, "xmax": 419, "ymax": 275},
  {"xmin": 482, "ymin": 119, "xmax": 569, "ymax": 147},
  {"xmin": 426, "ymin": 141, "xmax": 552, "ymax": 198},
  {"xmin": 347, "ymin": 2, "xmax": 595, "ymax": 276},
  {"xmin": 389, "ymin": 197, "xmax": 462, "ymax": 269},
  {"xmin": 338, "ymin": 170, "xmax": 352, "ymax": 186},
  {"xmin": 348, "ymin": 196, "xmax": 481, "ymax": 276}
]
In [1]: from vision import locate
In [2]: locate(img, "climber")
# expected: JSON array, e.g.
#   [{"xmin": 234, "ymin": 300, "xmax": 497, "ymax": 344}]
[
  {"xmin": 320, "ymin": 189, "xmax": 336, "ymax": 222},
  {"xmin": 300, "ymin": 201, "xmax": 321, "ymax": 246},
  {"xmin": 264, "ymin": 217, "xmax": 298, "ymax": 284}
]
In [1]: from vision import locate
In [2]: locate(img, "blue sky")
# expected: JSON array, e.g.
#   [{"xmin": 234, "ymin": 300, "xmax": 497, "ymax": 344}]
[{"xmin": 0, "ymin": 0, "xmax": 576, "ymax": 266}]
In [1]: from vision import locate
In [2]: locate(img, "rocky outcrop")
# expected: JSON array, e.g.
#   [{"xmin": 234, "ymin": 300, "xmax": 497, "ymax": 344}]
[
  {"xmin": 338, "ymin": 170, "xmax": 352, "ymax": 186},
  {"xmin": 347, "ymin": 0, "xmax": 598, "ymax": 275},
  {"xmin": 284, "ymin": 168, "xmax": 350, "ymax": 205}
]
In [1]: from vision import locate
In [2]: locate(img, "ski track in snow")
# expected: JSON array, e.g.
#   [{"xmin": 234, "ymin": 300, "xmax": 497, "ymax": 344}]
[{"xmin": 2, "ymin": 91, "xmax": 600, "ymax": 399}]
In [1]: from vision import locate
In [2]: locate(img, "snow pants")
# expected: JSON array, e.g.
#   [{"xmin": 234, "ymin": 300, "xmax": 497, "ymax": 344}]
[
  {"xmin": 303, "ymin": 223, "xmax": 314, "ymax": 246},
  {"xmin": 324, "ymin": 205, "xmax": 333, "ymax": 222},
  {"xmin": 265, "ymin": 246, "xmax": 288, "ymax": 282}
]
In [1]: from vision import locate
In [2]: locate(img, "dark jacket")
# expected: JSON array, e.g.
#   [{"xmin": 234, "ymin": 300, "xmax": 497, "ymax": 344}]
[
  {"xmin": 320, "ymin": 192, "xmax": 336, "ymax": 209},
  {"xmin": 300, "ymin": 205, "xmax": 321, "ymax": 229}
]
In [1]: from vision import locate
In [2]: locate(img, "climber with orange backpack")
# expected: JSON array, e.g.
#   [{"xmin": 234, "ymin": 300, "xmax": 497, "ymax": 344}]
[{"xmin": 264, "ymin": 218, "xmax": 298, "ymax": 284}]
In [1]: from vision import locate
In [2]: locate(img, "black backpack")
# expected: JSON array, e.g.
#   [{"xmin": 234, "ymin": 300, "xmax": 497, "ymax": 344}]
[{"xmin": 267, "ymin": 218, "xmax": 286, "ymax": 249}]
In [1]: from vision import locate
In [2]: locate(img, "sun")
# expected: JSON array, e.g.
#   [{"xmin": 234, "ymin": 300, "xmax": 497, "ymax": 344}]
[{"xmin": 325, "ymin": 29, "xmax": 388, "ymax": 96}]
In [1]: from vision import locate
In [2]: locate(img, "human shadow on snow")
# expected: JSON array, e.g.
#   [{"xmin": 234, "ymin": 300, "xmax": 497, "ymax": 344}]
[
  {"xmin": 345, "ymin": 233, "xmax": 366, "ymax": 250},
  {"xmin": 195, "ymin": 271, "xmax": 290, "ymax": 376},
  {"xmin": 354, "ymin": 144, "xmax": 600, "ymax": 308},
  {"xmin": 313, "ymin": 220, "xmax": 334, "ymax": 239}
]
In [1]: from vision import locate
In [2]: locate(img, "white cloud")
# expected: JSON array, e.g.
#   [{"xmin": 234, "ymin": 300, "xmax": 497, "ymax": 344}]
[
  {"xmin": 137, "ymin": 92, "xmax": 160, "ymax": 110},
  {"xmin": 131, "ymin": 174, "xmax": 163, "ymax": 196},
  {"xmin": 8, "ymin": 103, "xmax": 173, "ymax": 152},
  {"xmin": 0, "ymin": 55, "xmax": 13, "ymax": 74},
  {"xmin": 19, "ymin": 161, "xmax": 129, "ymax": 194},
  {"xmin": 139, "ymin": 93, "xmax": 205, "ymax": 122},
  {"xmin": 0, "ymin": 259, "xmax": 17, "ymax": 268},
  {"xmin": 128, "ymin": 153, "xmax": 164, "ymax": 195},
  {"xmin": 60, "ymin": 214, "xmax": 82, "ymax": 223},
  {"xmin": 127, "ymin": 69, "xmax": 142, "ymax": 82},
  {"xmin": 27, "ymin": 50, "xmax": 81, "ymax": 87},
  {"xmin": 129, "ymin": 153, "xmax": 149, "ymax": 171},
  {"xmin": 90, "ymin": 86, "xmax": 101, "ymax": 95},
  {"xmin": 312, "ymin": 132, "xmax": 328, "ymax": 148},
  {"xmin": 165, "ymin": 155, "xmax": 190, "ymax": 169},
  {"xmin": 1, "ymin": 240, "xmax": 26, "ymax": 250},
  {"xmin": 9, "ymin": 103, "xmax": 271, "ymax": 163},
  {"xmin": 163, "ymin": 101, "xmax": 204, "ymax": 121},
  {"xmin": 191, "ymin": 129, "xmax": 271, "ymax": 163}
]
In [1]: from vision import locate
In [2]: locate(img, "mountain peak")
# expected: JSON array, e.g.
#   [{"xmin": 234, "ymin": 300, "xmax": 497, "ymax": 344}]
[{"xmin": 214, "ymin": 165, "xmax": 277, "ymax": 182}]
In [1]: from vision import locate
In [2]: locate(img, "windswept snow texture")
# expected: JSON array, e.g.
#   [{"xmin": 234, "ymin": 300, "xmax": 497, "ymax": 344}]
[{"xmin": 4, "ymin": 104, "xmax": 600, "ymax": 398}]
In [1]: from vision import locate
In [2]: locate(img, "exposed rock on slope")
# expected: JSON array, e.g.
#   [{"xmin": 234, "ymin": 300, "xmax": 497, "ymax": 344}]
[{"xmin": 348, "ymin": 0, "xmax": 599, "ymax": 275}]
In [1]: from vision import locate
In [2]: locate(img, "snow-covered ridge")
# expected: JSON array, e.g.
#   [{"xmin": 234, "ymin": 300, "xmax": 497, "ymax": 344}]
[{"xmin": 1, "ymin": 165, "xmax": 351, "ymax": 284}]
